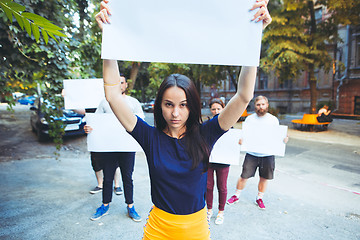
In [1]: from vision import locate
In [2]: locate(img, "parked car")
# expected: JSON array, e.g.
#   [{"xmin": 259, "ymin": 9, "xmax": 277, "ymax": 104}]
[
  {"xmin": 18, "ymin": 95, "xmax": 36, "ymax": 105},
  {"xmin": 142, "ymin": 99, "xmax": 155, "ymax": 112},
  {"xmin": 30, "ymin": 97, "xmax": 86, "ymax": 142},
  {"xmin": 12, "ymin": 92, "xmax": 25, "ymax": 99}
]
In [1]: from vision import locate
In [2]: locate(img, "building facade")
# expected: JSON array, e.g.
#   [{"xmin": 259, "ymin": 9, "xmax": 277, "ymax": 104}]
[{"xmin": 201, "ymin": 24, "xmax": 360, "ymax": 116}]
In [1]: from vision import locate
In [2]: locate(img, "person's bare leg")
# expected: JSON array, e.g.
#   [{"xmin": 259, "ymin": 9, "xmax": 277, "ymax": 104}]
[
  {"xmin": 236, "ymin": 177, "xmax": 248, "ymax": 191},
  {"xmin": 258, "ymin": 177, "xmax": 268, "ymax": 197},
  {"xmin": 95, "ymin": 170, "xmax": 103, "ymax": 187},
  {"xmin": 89, "ymin": 170, "xmax": 104, "ymax": 194},
  {"xmin": 227, "ymin": 177, "xmax": 248, "ymax": 204},
  {"xmin": 114, "ymin": 167, "xmax": 120, "ymax": 188},
  {"xmin": 256, "ymin": 177, "xmax": 268, "ymax": 209}
]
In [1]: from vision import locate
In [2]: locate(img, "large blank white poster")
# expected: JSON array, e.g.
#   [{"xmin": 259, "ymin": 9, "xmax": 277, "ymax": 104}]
[
  {"xmin": 86, "ymin": 113, "xmax": 143, "ymax": 152},
  {"xmin": 63, "ymin": 79, "xmax": 105, "ymax": 109},
  {"xmin": 210, "ymin": 129, "xmax": 242, "ymax": 165},
  {"xmin": 101, "ymin": 0, "xmax": 263, "ymax": 66},
  {"xmin": 241, "ymin": 123, "xmax": 288, "ymax": 157}
]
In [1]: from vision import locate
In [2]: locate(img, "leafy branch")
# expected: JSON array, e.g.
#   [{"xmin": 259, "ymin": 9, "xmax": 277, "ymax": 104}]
[{"xmin": 0, "ymin": 0, "xmax": 66, "ymax": 44}]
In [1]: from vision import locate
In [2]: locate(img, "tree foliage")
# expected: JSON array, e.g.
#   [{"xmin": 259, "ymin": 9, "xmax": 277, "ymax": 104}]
[
  {"xmin": 144, "ymin": 62, "xmax": 240, "ymax": 101},
  {"xmin": 5, "ymin": 0, "xmax": 358, "ymax": 150},
  {"xmin": 261, "ymin": 0, "xmax": 359, "ymax": 113},
  {"xmin": 0, "ymin": 0, "xmax": 95, "ymax": 151},
  {"xmin": 262, "ymin": 1, "xmax": 332, "ymax": 82},
  {"xmin": 0, "ymin": 0, "xmax": 66, "ymax": 43},
  {"xmin": 67, "ymin": 0, "xmax": 103, "ymax": 79}
]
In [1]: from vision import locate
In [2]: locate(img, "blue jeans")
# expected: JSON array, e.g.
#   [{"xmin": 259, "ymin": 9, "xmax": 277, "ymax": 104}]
[{"xmin": 100, "ymin": 152, "xmax": 135, "ymax": 205}]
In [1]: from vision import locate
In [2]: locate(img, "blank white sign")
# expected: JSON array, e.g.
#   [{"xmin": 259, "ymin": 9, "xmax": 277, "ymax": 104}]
[
  {"xmin": 101, "ymin": 0, "xmax": 263, "ymax": 66},
  {"xmin": 63, "ymin": 79, "xmax": 105, "ymax": 109},
  {"xmin": 86, "ymin": 113, "xmax": 143, "ymax": 152},
  {"xmin": 210, "ymin": 129, "xmax": 242, "ymax": 165},
  {"xmin": 241, "ymin": 123, "xmax": 288, "ymax": 157}
]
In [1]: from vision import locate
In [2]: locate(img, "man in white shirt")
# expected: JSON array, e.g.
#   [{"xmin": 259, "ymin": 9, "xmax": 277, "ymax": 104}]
[
  {"xmin": 227, "ymin": 95, "xmax": 288, "ymax": 209},
  {"xmin": 85, "ymin": 74, "xmax": 145, "ymax": 222}
]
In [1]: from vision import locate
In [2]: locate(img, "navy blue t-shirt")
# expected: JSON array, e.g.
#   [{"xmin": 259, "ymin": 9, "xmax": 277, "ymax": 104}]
[{"xmin": 129, "ymin": 115, "xmax": 226, "ymax": 215}]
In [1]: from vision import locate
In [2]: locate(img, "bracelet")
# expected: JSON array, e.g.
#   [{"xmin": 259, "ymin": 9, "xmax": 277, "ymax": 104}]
[{"xmin": 104, "ymin": 81, "xmax": 120, "ymax": 86}]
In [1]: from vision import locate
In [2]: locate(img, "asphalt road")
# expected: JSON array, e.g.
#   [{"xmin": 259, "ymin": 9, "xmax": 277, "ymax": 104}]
[{"xmin": 0, "ymin": 104, "xmax": 360, "ymax": 240}]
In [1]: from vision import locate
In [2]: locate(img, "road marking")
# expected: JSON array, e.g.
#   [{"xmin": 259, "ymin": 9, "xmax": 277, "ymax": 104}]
[{"xmin": 276, "ymin": 169, "xmax": 360, "ymax": 196}]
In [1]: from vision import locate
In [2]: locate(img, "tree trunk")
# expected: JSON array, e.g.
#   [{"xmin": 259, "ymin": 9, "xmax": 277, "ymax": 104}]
[
  {"xmin": 308, "ymin": 65, "xmax": 317, "ymax": 114},
  {"xmin": 307, "ymin": 1, "xmax": 317, "ymax": 114},
  {"xmin": 195, "ymin": 78, "xmax": 201, "ymax": 97},
  {"xmin": 76, "ymin": 0, "xmax": 88, "ymax": 39},
  {"xmin": 227, "ymin": 69, "xmax": 238, "ymax": 91},
  {"xmin": 128, "ymin": 62, "xmax": 141, "ymax": 90}
]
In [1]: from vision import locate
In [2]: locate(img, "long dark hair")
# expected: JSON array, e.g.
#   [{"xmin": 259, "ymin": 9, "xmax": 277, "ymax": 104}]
[{"xmin": 154, "ymin": 74, "xmax": 210, "ymax": 170}]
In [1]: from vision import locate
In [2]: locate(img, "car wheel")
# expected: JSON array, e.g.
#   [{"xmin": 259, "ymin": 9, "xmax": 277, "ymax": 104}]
[{"xmin": 36, "ymin": 128, "xmax": 47, "ymax": 142}]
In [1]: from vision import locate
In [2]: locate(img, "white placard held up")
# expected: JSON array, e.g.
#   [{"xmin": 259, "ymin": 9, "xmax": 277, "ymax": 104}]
[
  {"xmin": 102, "ymin": 0, "xmax": 263, "ymax": 66},
  {"xmin": 63, "ymin": 79, "xmax": 105, "ymax": 109},
  {"xmin": 210, "ymin": 129, "xmax": 242, "ymax": 165},
  {"xmin": 86, "ymin": 113, "xmax": 143, "ymax": 152},
  {"xmin": 241, "ymin": 123, "xmax": 288, "ymax": 157}
]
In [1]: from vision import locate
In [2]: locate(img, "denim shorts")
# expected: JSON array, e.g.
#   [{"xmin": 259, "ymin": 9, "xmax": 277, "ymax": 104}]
[{"xmin": 240, "ymin": 153, "xmax": 275, "ymax": 180}]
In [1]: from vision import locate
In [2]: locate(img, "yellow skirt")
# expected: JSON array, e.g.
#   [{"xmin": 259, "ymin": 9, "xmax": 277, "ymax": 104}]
[{"xmin": 142, "ymin": 206, "xmax": 210, "ymax": 240}]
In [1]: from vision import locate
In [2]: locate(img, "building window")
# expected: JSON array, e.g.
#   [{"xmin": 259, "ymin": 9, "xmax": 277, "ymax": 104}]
[
  {"xmin": 355, "ymin": 96, "xmax": 360, "ymax": 115},
  {"xmin": 279, "ymin": 79, "xmax": 292, "ymax": 89},
  {"xmin": 229, "ymin": 74, "xmax": 236, "ymax": 91},
  {"xmin": 258, "ymin": 71, "xmax": 268, "ymax": 89},
  {"xmin": 356, "ymin": 34, "xmax": 360, "ymax": 68},
  {"xmin": 315, "ymin": 6, "xmax": 323, "ymax": 23}
]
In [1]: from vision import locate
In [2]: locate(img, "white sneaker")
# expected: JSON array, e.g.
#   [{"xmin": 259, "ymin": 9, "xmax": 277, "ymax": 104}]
[
  {"xmin": 207, "ymin": 210, "xmax": 213, "ymax": 222},
  {"xmin": 215, "ymin": 214, "xmax": 224, "ymax": 225}
]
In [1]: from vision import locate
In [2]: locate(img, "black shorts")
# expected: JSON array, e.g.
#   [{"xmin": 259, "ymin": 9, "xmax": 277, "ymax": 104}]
[
  {"xmin": 240, "ymin": 153, "xmax": 275, "ymax": 180},
  {"xmin": 90, "ymin": 152, "xmax": 105, "ymax": 172},
  {"xmin": 91, "ymin": 152, "xmax": 127, "ymax": 172}
]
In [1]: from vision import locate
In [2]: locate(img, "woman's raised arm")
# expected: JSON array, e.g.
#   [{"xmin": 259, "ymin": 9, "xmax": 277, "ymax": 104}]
[
  {"xmin": 218, "ymin": 0, "xmax": 271, "ymax": 131},
  {"xmin": 96, "ymin": 1, "xmax": 137, "ymax": 132},
  {"xmin": 218, "ymin": 66, "xmax": 256, "ymax": 131},
  {"xmin": 103, "ymin": 60, "xmax": 137, "ymax": 132}
]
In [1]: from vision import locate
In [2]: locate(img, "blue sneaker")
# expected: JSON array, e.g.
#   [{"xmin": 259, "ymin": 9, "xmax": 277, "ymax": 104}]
[
  {"xmin": 90, "ymin": 204, "xmax": 109, "ymax": 221},
  {"xmin": 127, "ymin": 206, "xmax": 142, "ymax": 222}
]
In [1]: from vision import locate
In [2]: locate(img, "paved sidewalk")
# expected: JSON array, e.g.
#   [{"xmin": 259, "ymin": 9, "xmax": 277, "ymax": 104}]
[
  {"xmin": 201, "ymin": 108, "xmax": 360, "ymax": 145},
  {"xmin": 279, "ymin": 113, "xmax": 360, "ymax": 147},
  {"xmin": 1, "ymin": 110, "xmax": 359, "ymax": 239},
  {"xmin": 1, "ymin": 154, "xmax": 359, "ymax": 240}
]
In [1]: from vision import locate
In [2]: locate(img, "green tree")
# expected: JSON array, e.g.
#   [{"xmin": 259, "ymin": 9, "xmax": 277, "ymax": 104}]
[
  {"xmin": 1, "ymin": 0, "xmax": 84, "ymax": 151},
  {"xmin": 146, "ymin": 62, "xmax": 190, "ymax": 99},
  {"xmin": 261, "ymin": 0, "xmax": 360, "ymax": 113},
  {"xmin": 145, "ymin": 62, "xmax": 242, "ymax": 103},
  {"xmin": 0, "ymin": 0, "xmax": 66, "ymax": 44},
  {"xmin": 0, "ymin": 0, "xmax": 68, "ymax": 108},
  {"xmin": 68, "ymin": 0, "xmax": 103, "ymax": 79}
]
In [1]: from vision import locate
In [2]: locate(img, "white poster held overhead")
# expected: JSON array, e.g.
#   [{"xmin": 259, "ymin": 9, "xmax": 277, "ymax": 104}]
[
  {"xmin": 210, "ymin": 129, "xmax": 242, "ymax": 165},
  {"xmin": 63, "ymin": 79, "xmax": 105, "ymax": 109},
  {"xmin": 240, "ymin": 123, "xmax": 288, "ymax": 157},
  {"xmin": 101, "ymin": 0, "xmax": 263, "ymax": 66},
  {"xmin": 86, "ymin": 113, "xmax": 143, "ymax": 152}
]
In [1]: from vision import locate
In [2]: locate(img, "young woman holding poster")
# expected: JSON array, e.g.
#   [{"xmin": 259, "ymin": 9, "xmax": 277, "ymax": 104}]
[
  {"xmin": 95, "ymin": 0, "xmax": 271, "ymax": 238},
  {"xmin": 206, "ymin": 98, "xmax": 230, "ymax": 225}
]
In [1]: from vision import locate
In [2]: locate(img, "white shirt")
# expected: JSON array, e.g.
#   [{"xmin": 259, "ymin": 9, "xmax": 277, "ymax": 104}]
[
  {"xmin": 244, "ymin": 112, "xmax": 279, "ymax": 157},
  {"xmin": 95, "ymin": 96, "xmax": 145, "ymax": 120}
]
